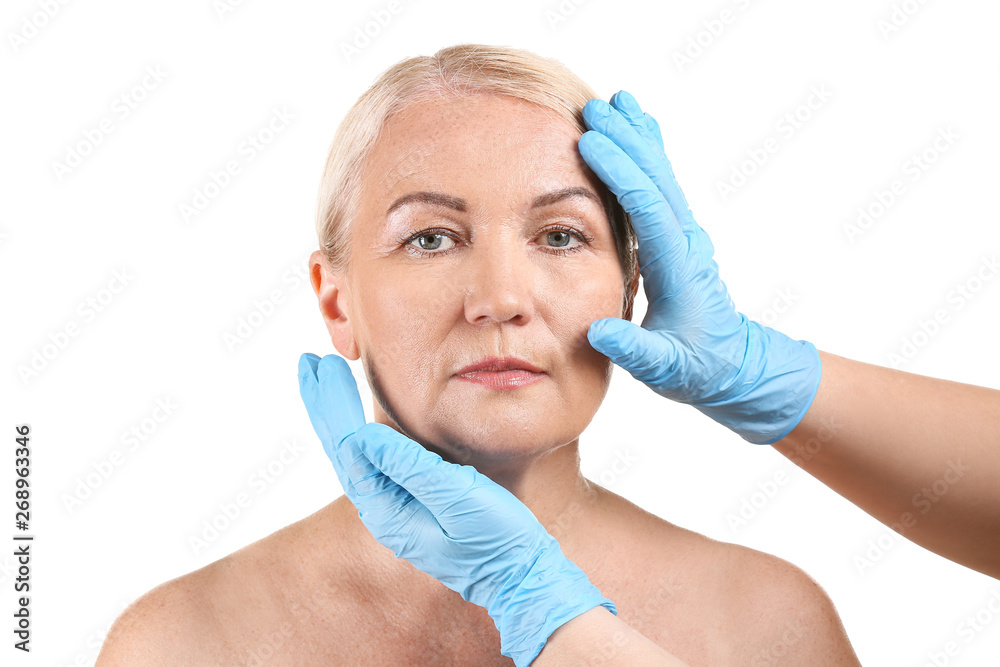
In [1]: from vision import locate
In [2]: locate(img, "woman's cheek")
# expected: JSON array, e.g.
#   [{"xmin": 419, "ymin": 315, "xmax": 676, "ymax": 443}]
[{"xmin": 575, "ymin": 266, "xmax": 626, "ymax": 325}]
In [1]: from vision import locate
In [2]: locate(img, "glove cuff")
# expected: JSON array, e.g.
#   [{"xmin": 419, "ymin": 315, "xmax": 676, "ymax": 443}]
[{"xmin": 493, "ymin": 540, "xmax": 617, "ymax": 667}]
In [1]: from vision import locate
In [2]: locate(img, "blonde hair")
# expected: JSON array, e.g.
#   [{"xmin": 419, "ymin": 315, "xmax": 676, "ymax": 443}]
[{"xmin": 314, "ymin": 43, "xmax": 638, "ymax": 319}]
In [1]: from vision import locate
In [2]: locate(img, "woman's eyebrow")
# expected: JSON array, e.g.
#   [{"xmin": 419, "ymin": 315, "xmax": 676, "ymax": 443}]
[
  {"xmin": 530, "ymin": 186, "xmax": 602, "ymax": 210},
  {"xmin": 385, "ymin": 186, "xmax": 601, "ymax": 215},
  {"xmin": 386, "ymin": 191, "xmax": 466, "ymax": 215}
]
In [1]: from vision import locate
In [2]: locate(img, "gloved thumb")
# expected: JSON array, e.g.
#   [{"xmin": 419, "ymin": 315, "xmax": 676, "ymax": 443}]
[{"xmin": 588, "ymin": 318, "xmax": 678, "ymax": 387}]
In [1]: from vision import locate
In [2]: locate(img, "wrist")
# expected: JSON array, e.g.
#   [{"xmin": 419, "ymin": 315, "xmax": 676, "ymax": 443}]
[{"xmin": 492, "ymin": 540, "xmax": 616, "ymax": 667}]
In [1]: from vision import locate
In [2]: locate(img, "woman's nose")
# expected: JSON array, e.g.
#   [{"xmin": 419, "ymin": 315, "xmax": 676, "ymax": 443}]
[{"xmin": 462, "ymin": 242, "xmax": 536, "ymax": 326}]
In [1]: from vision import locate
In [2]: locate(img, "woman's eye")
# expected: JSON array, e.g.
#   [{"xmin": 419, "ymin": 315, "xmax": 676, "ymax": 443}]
[
  {"xmin": 541, "ymin": 229, "xmax": 580, "ymax": 249},
  {"xmin": 408, "ymin": 233, "xmax": 456, "ymax": 252},
  {"xmin": 403, "ymin": 228, "xmax": 585, "ymax": 256}
]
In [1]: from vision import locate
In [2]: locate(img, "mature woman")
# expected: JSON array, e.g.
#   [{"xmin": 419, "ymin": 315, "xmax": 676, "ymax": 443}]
[{"xmin": 97, "ymin": 44, "xmax": 860, "ymax": 666}]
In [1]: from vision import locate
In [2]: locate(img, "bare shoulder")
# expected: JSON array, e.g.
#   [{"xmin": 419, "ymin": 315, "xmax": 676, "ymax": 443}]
[
  {"xmin": 95, "ymin": 565, "xmax": 220, "ymax": 666},
  {"xmin": 710, "ymin": 541, "xmax": 861, "ymax": 666},
  {"xmin": 97, "ymin": 501, "xmax": 365, "ymax": 666},
  {"xmin": 589, "ymin": 488, "xmax": 859, "ymax": 664}
]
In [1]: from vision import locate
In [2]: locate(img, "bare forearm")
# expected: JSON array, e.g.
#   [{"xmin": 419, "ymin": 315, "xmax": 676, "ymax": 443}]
[
  {"xmin": 773, "ymin": 350, "xmax": 1000, "ymax": 578},
  {"xmin": 532, "ymin": 606, "xmax": 688, "ymax": 666}
]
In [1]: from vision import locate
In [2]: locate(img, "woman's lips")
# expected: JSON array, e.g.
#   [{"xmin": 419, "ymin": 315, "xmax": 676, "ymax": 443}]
[
  {"xmin": 454, "ymin": 369, "xmax": 546, "ymax": 391},
  {"xmin": 453, "ymin": 355, "xmax": 546, "ymax": 390},
  {"xmin": 454, "ymin": 355, "xmax": 544, "ymax": 375}
]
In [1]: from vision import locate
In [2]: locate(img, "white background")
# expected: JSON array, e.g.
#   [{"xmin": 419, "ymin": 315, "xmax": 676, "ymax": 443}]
[{"xmin": 3, "ymin": 0, "xmax": 1000, "ymax": 665}]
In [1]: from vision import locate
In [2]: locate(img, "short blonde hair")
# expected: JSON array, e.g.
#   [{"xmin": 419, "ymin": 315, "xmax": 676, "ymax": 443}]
[{"xmin": 315, "ymin": 43, "xmax": 638, "ymax": 319}]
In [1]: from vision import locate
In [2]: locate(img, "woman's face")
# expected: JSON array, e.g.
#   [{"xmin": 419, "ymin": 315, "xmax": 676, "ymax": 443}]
[{"xmin": 324, "ymin": 93, "xmax": 631, "ymax": 464}]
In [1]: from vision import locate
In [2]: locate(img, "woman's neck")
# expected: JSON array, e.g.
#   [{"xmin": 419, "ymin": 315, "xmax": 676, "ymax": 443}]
[{"xmin": 470, "ymin": 439, "xmax": 600, "ymax": 550}]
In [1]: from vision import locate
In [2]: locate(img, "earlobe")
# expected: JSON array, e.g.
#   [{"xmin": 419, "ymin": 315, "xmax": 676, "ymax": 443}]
[{"xmin": 309, "ymin": 250, "xmax": 360, "ymax": 361}]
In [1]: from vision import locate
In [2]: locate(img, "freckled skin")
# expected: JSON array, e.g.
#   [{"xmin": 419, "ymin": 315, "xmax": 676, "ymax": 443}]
[{"xmin": 312, "ymin": 93, "xmax": 627, "ymax": 491}]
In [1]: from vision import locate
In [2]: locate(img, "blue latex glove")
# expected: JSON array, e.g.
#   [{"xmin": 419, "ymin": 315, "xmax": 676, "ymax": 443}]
[
  {"xmin": 578, "ymin": 90, "xmax": 822, "ymax": 445},
  {"xmin": 297, "ymin": 352, "xmax": 617, "ymax": 667}
]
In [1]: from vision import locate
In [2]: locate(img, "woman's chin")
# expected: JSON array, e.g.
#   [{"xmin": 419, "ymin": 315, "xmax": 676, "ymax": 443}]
[{"xmin": 419, "ymin": 426, "xmax": 579, "ymax": 467}]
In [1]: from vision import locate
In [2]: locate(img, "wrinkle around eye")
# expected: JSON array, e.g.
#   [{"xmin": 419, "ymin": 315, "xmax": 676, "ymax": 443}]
[{"xmin": 531, "ymin": 206, "xmax": 608, "ymax": 236}]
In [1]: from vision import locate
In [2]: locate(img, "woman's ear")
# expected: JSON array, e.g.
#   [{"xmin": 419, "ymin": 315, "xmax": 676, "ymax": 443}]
[{"xmin": 309, "ymin": 250, "xmax": 360, "ymax": 360}]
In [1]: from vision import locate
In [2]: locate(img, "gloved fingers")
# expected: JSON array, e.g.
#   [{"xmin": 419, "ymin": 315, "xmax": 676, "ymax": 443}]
[
  {"xmin": 299, "ymin": 353, "xmax": 468, "ymax": 530},
  {"xmin": 318, "ymin": 419, "xmax": 438, "ymax": 555},
  {"xmin": 607, "ymin": 95, "xmax": 719, "ymax": 275},
  {"xmin": 308, "ymin": 356, "xmax": 407, "ymax": 505},
  {"xmin": 315, "ymin": 354, "xmax": 368, "ymax": 443},
  {"xmin": 609, "ymin": 90, "xmax": 664, "ymax": 155},
  {"xmin": 578, "ymin": 130, "xmax": 688, "ymax": 297},
  {"xmin": 351, "ymin": 422, "xmax": 479, "ymax": 519},
  {"xmin": 337, "ymin": 431, "xmax": 435, "ymax": 546},
  {"xmin": 298, "ymin": 353, "xmax": 335, "ymax": 447},
  {"xmin": 336, "ymin": 431, "xmax": 431, "ymax": 532},
  {"xmin": 583, "ymin": 97, "xmax": 697, "ymax": 234},
  {"xmin": 604, "ymin": 91, "xmax": 705, "ymax": 277},
  {"xmin": 587, "ymin": 318, "xmax": 681, "ymax": 388},
  {"xmin": 336, "ymin": 430, "xmax": 398, "ymax": 497},
  {"xmin": 644, "ymin": 112, "xmax": 665, "ymax": 154},
  {"xmin": 377, "ymin": 495, "xmax": 437, "ymax": 562},
  {"xmin": 298, "ymin": 353, "xmax": 351, "ymax": 493},
  {"xmin": 298, "ymin": 352, "xmax": 371, "ymax": 496},
  {"xmin": 297, "ymin": 353, "xmax": 367, "ymax": 456}
]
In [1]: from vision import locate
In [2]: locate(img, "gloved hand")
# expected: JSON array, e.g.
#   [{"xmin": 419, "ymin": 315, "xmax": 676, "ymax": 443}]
[
  {"xmin": 297, "ymin": 352, "xmax": 617, "ymax": 667},
  {"xmin": 578, "ymin": 90, "xmax": 821, "ymax": 445}
]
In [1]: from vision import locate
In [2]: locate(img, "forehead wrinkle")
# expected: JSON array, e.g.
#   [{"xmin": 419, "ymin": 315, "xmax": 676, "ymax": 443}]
[
  {"xmin": 379, "ymin": 145, "xmax": 433, "ymax": 200},
  {"xmin": 378, "ymin": 98, "xmax": 578, "ymax": 176},
  {"xmin": 367, "ymin": 99, "xmax": 600, "ymax": 229}
]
